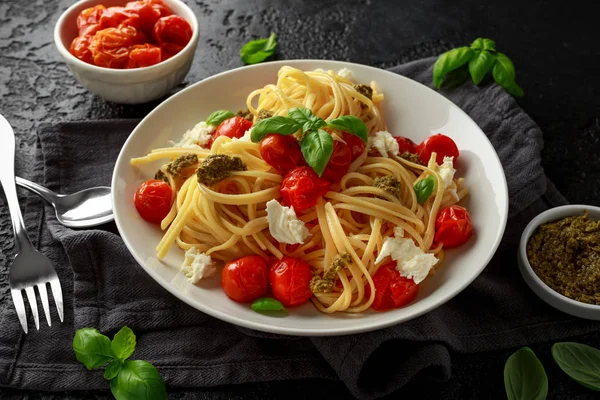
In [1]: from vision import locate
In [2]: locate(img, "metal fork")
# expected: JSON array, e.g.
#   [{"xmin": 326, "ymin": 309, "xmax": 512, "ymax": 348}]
[{"xmin": 0, "ymin": 114, "xmax": 64, "ymax": 333}]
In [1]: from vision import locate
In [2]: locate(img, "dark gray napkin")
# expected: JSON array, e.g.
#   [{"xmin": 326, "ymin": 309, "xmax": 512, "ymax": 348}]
[{"xmin": 1, "ymin": 57, "xmax": 599, "ymax": 399}]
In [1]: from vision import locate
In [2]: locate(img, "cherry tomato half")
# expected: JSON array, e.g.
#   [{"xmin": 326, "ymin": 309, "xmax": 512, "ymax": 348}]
[
  {"xmin": 280, "ymin": 166, "xmax": 331, "ymax": 211},
  {"xmin": 133, "ymin": 179, "xmax": 172, "ymax": 224},
  {"xmin": 88, "ymin": 26, "xmax": 146, "ymax": 68},
  {"xmin": 149, "ymin": 0, "xmax": 173, "ymax": 18},
  {"xmin": 77, "ymin": 5, "xmax": 105, "ymax": 36},
  {"xmin": 434, "ymin": 205, "xmax": 473, "ymax": 248},
  {"xmin": 125, "ymin": 43, "xmax": 162, "ymax": 68},
  {"xmin": 269, "ymin": 256, "xmax": 313, "ymax": 307},
  {"xmin": 366, "ymin": 263, "xmax": 419, "ymax": 311},
  {"xmin": 259, "ymin": 134, "xmax": 303, "ymax": 173},
  {"xmin": 125, "ymin": 0, "xmax": 162, "ymax": 32},
  {"xmin": 153, "ymin": 15, "xmax": 192, "ymax": 47},
  {"xmin": 99, "ymin": 6, "xmax": 142, "ymax": 30},
  {"xmin": 208, "ymin": 116, "xmax": 253, "ymax": 148},
  {"xmin": 322, "ymin": 140, "xmax": 352, "ymax": 183},
  {"xmin": 416, "ymin": 133, "xmax": 459, "ymax": 165},
  {"xmin": 394, "ymin": 136, "xmax": 418, "ymax": 154},
  {"xmin": 342, "ymin": 131, "xmax": 366, "ymax": 161},
  {"xmin": 70, "ymin": 35, "xmax": 93, "ymax": 64},
  {"xmin": 221, "ymin": 255, "xmax": 269, "ymax": 303}
]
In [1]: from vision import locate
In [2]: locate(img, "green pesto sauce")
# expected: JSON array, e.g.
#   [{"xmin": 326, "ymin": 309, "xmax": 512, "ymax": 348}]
[
  {"xmin": 527, "ymin": 212, "xmax": 600, "ymax": 305},
  {"xmin": 196, "ymin": 154, "xmax": 247, "ymax": 186},
  {"xmin": 310, "ymin": 253, "xmax": 352, "ymax": 293}
]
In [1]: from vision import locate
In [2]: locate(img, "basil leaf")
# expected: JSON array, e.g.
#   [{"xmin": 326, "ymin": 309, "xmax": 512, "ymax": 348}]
[
  {"xmin": 433, "ymin": 47, "xmax": 474, "ymax": 89},
  {"xmin": 301, "ymin": 129, "xmax": 334, "ymax": 177},
  {"xmin": 504, "ymin": 347, "xmax": 548, "ymax": 400},
  {"xmin": 413, "ymin": 176, "xmax": 436, "ymax": 204},
  {"xmin": 240, "ymin": 32, "xmax": 277, "ymax": 65},
  {"xmin": 470, "ymin": 38, "xmax": 484, "ymax": 50},
  {"xmin": 251, "ymin": 297, "xmax": 287, "ymax": 312},
  {"xmin": 73, "ymin": 328, "xmax": 114, "ymax": 370},
  {"xmin": 111, "ymin": 326, "xmax": 136, "ymax": 361},
  {"xmin": 552, "ymin": 342, "xmax": 600, "ymax": 391},
  {"xmin": 104, "ymin": 359, "xmax": 123, "ymax": 380},
  {"xmin": 287, "ymin": 107, "xmax": 326, "ymax": 133},
  {"xmin": 110, "ymin": 360, "xmax": 167, "ymax": 400},
  {"xmin": 468, "ymin": 50, "xmax": 496, "ymax": 85},
  {"xmin": 441, "ymin": 65, "xmax": 470, "ymax": 89},
  {"xmin": 250, "ymin": 116, "xmax": 301, "ymax": 142},
  {"xmin": 492, "ymin": 53, "xmax": 524, "ymax": 97},
  {"xmin": 483, "ymin": 38, "xmax": 496, "ymax": 52},
  {"xmin": 206, "ymin": 110, "xmax": 234, "ymax": 126},
  {"xmin": 326, "ymin": 116, "xmax": 368, "ymax": 144}
]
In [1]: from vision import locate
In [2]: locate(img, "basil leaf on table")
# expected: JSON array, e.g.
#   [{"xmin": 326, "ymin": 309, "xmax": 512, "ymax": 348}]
[
  {"xmin": 240, "ymin": 32, "xmax": 277, "ymax": 65},
  {"xmin": 468, "ymin": 50, "xmax": 496, "ymax": 85},
  {"xmin": 552, "ymin": 342, "xmax": 600, "ymax": 391},
  {"xmin": 504, "ymin": 347, "xmax": 548, "ymax": 400},
  {"xmin": 301, "ymin": 129, "xmax": 334, "ymax": 177},
  {"xmin": 73, "ymin": 328, "xmax": 114, "ymax": 370},
  {"xmin": 413, "ymin": 175, "xmax": 436, "ymax": 204},
  {"xmin": 492, "ymin": 52, "xmax": 524, "ymax": 97},
  {"xmin": 250, "ymin": 116, "xmax": 301, "ymax": 142},
  {"xmin": 287, "ymin": 107, "xmax": 326, "ymax": 133},
  {"xmin": 251, "ymin": 297, "xmax": 287, "ymax": 312},
  {"xmin": 470, "ymin": 38, "xmax": 484, "ymax": 50},
  {"xmin": 483, "ymin": 38, "xmax": 496, "ymax": 52},
  {"xmin": 111, "ymin": 326, "xmax": 136, "ymax": 361},
  {"xmin": 110, "ymin": 360, "xmax": 167, "ymax": 400},
  {"xmin": 326, "ymin": 115, "xmax": 368, "ymax": 144},
  {"xmin": 206, "ymin": 110, "xmax": 234, "ymax": 126},
  {"xmin": 103, "ymin": 359, "xmax": 123, "ymax": 380},
  {"xmin": 440, "ymin": 65, "xmax": 470, "ymax": 89},
  {"xmin": 433, "ymin": 46, "xmax": 474, "ymax": 88}
]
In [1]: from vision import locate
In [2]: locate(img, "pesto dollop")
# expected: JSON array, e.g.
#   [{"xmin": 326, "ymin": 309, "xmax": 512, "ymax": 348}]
[
  {"xmin": 527, "ymin": 211, "xmax": 600, "ymax": 305},
  {"xmin": 373, "ymin": 175, "xmax": 401, "ymax": 198},
  {"xmin": 196, "ymin": 154, "xmax": 247, "ymax": 186},
  {"xmin": 310, "ymin": 253, "xmax": 352, "ymax": 293}
]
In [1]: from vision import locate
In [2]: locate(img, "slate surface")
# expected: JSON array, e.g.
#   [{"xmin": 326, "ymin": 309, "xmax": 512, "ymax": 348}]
[{"xmin": 0, "ymin": 0, "xmax": 599, "ymax": 399}]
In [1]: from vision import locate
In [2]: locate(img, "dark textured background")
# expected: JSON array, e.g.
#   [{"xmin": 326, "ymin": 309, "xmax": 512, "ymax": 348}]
[{"xmin": 1, "ymin": 0, "xmax": 599, "ymax": 398}]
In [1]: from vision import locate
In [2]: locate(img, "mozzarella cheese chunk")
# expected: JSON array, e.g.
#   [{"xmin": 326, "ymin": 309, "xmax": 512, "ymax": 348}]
[
  {"xmin": 368, "ymin": 131, "xmax": 399, "ymax": 158},
  {"xmin": 181, "ymin": 247, "xmax": 216, "ymax": 284},
  {"xmin": 233, "ymin": 127, "xmax": 253, "ymax": 142},
  {"xmin": 173, "ymin": 121, "xmax": 215, "ymax": 148},
  {"xmin": 266, "ymin": 199, "xmax": 310, "ymax": 244},
  {"xmin": 438, "ymin": 156, "xmax": 456, "ymax": 189},
  {"xmin": 337, "ymin": 68, "xmax": 353, "ymax": 80},
  {"xmin": 375, "ymin": 229, "xmax": 437, "ymax": 284}
]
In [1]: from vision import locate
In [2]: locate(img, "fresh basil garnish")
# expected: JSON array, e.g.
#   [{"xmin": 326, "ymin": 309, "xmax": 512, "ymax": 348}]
[
  {"xmin": 552, "ymin": 342, "xmax": 600, "ymax": 391},
  {"xmin": 250, "ymin": 116, "xmax": 301, "ymax": 142},
  {"xmin": 483, "ymin": 38, "xmax": 496, "ymax": 52},
  {"xmin": 413, "ymin": 175, "xmax": 436, "ymax": 204},
  {"xmin": 206, "ymin": 110, "xmax": 234, "ymax": 126},
  {"xmin": 73, "ymin": 328, "xmax": 114, "ymax": 370},
  {"xmin": 111, "ymin": 326, "xmax": 136, "ymax": 361},
  {"xmin": 301, "ymin": 129, "xmax": 334, "ymax": 177},
  {"xmin": 504, "ymin": 347, "xmax": 548, "ymax": 400},
  {"xmin": 469, "ymin": 50, "xmax": 496, "ymax": 85},
  {"xmin": 240, "ymin": 32, "xmax": 277, "ymax": 65},
  {"xmin": 110, "ymin": 360, "xmax": 167, "ymax": 400},
  {"xmin": 251, "ymin": 297, "xmax": 287, "ymax": 312},
  {"xmin": 103, "ymin": 359, "xmax": 123, "ymax": 380},
  {"xmin": 433, "ymin": 46, "xmax": 474, "ymax": 89},
  {"xmin": 492, "ymin": 52, "xmax": 524, "ymax": 97},
  {"xmin": 287, "ymin": 107, "xmax": 326, "ymax": 133},
  {"xmin": 440, "ymin": 65, "xmax": 470, "ymax": 89},
  {"xmin": 326, "ymin": 115, "xmax": 368, "ymax": 144}
]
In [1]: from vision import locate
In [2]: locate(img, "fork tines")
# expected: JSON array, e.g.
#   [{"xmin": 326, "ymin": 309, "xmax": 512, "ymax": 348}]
[{"xmin": 10, "ymin": 278, "xmax": 64, "ymax": 334}]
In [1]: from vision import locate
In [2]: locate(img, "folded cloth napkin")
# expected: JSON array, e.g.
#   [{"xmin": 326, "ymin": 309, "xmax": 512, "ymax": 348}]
[{"xmin": 1, "ymin": 57, "xmax": 599, "ymax": 399}]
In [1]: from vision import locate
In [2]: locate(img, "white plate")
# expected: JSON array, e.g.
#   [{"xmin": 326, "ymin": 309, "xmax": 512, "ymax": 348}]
[{"xmin": 112, "ymin": 59, "xmax": 508, "ymax": 336}]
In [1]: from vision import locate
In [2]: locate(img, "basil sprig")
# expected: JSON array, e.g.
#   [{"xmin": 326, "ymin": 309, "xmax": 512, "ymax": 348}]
[
  {"xmin": 413, "ymin": 175, "xmax": 436, "ymax": 204},
  {"xmin": 433, "ymin": 37, "xmax": 524, "ymax": 96},
  {"xmin": 250, "ymin": 108, "xmax": 367, "ymax": 176},
  {"xmin": 552, "ymin": 342, "xmax": 600, "ymax": 391},
  {"xmin": 251, "ymin": 297, "xmax": 287, "ymax": 313},
  {"xmin": 504, "ymin": 347, "xmax": 548, "ymax": 400},
  {"xmin": 73, "ymin": 326, "xmax": 167, "ymax": 400},
  {"xmin": 240, "ymin": 32, "xmax": 277, "ymax": 65},
  {"xmin": 206, "ymin": 110, "xmax": 234, "ymax": 126}
]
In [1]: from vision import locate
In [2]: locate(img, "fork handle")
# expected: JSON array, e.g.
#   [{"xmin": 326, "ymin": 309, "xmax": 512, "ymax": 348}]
[{"xmin": 0, "ymin": 119, "xmax": 34, "ymax": 253}]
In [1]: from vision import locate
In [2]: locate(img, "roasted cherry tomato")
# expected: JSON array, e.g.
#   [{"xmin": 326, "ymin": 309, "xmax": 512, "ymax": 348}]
[
  {"xmin": 208, "ymin": 116, "xmax": 253, "ymax": 148},
  {"xmin": 342, "ymin": 131, "xmax": 366, "ymax": 161},
  {"xmin": 269, "ymin": 256, "xmax": 313, "ymax": 307},
  {"xmin": 280, "ymin": 166, "xmax": 331, "ymax": 211},
  {"xmin": 366, "ymin": 263, "xmax": 419, "ymax": 311},
  {"xmin": 434, "ymin": 205, "xmax": 473, "ymax": 248},
  {"xmin": 153, "ymin": 15, "xmax": 192, "ymax": 47},
  {"xmin": 99, "ymin": 6, "xmax": 142, "ymax": 30},
  {"xmin": 322, "ymin": 140, "xmax": 352, "ymax": 183},
  {"xmin": 125, "ymin": 0, "xmax": 161, "ymax": 32},
  {"xmin": 77, "ymin": 5, "xmax": 105, "ymax": 36},
  {"xmin": 221, "ymin": 255, "xmax": 269, "ymax": 303},
  {"xmin": 394, "ymin": 136, "xmax": 418, "ymax": 154},
  {"xmin": 416, "ymin": 133, "xmax": 459, "ymax": 165},
  {"xmin": 133, "ymin": 179, "xmax": 172, "ymax": 223},
  {"xmin": 149, "ymin": 0, "xmax": 173, "ymax": 17},
  {"xmin": 125, "ymin": 43, "xmax": 162, "ymax": 68},
  {"xmin": 259, "ymin": 134, "xmax": 303, "ymax": 173},
  {"xmin": 88, "ymin": 26, "xmax": 146, "ymax": 68},
  {"xmin": 160, "ymin": 42, "xmax": 185, "ymax": 60},
  {"xmin": 70, "ymin": 35, "xmax": 93, "ymax": 64}
]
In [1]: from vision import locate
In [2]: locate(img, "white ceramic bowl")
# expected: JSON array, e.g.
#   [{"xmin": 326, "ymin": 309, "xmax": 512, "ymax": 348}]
[
  {"xmin": 54, "ymin": 0, "xmax": 199, "ymax": 104},
  {"xmin": 112, "ymin": 59, "xmax": 509, "ymax": 336},
  {"xmin": 518, "ymin": 204, "xmax": 600, "ymax": 320}
]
